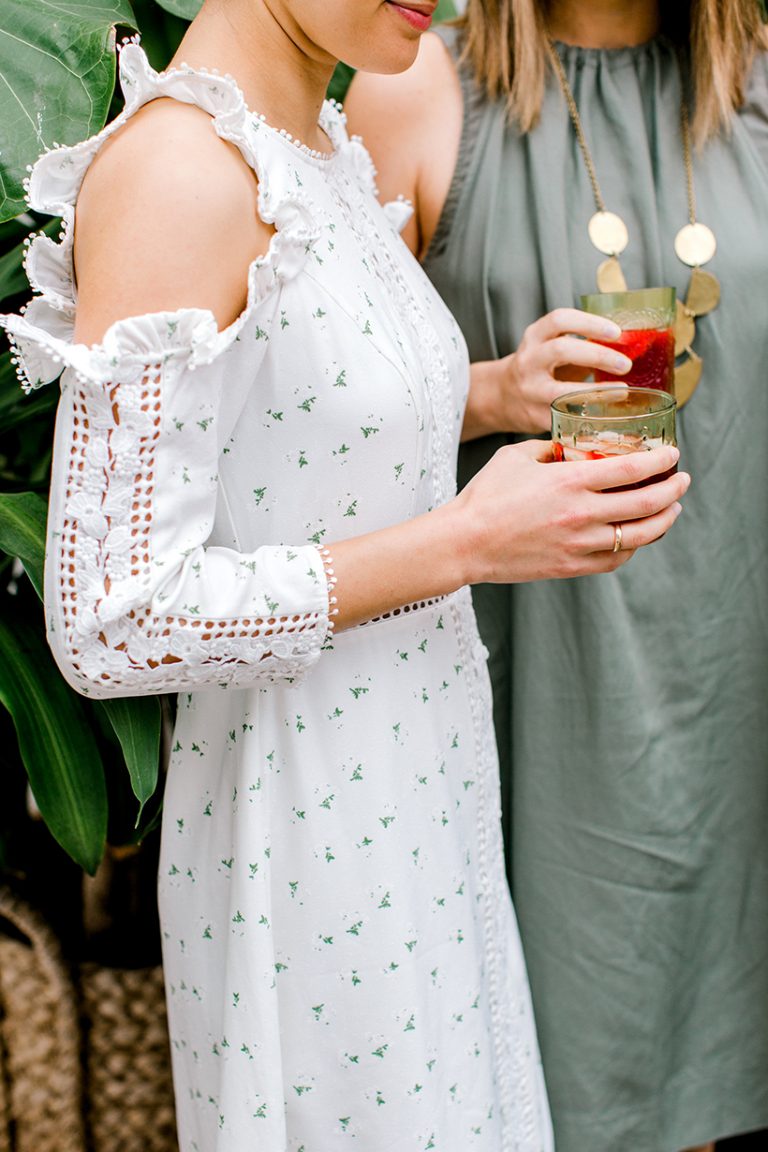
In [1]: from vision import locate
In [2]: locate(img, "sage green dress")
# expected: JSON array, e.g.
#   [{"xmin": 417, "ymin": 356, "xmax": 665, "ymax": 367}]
[{"xmin": 424, "ymin": 28, "xmax": 768, "ymax": 1152}]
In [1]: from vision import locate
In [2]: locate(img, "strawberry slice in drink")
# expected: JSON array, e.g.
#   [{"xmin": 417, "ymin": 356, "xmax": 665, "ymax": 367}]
[
  {"xmin": 595, "ymin": 325, "xmax": 675, "ymax": 392},
  {"xmin": 553, "ymin": 435, "xmax": 677, "ymax": 489}
]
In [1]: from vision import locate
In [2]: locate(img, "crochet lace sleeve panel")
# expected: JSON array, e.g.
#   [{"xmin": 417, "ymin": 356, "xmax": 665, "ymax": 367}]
[
  {"xmin": 44, "ymin": 312, "xmax": 334, "ymax": 699},
  {"xmin": 0, "ymin": 43, "xmax": 339, "ymax": 699}
]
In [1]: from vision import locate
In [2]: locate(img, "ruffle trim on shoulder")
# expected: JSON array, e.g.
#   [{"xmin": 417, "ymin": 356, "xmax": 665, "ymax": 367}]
[
  {"xmin": 341, "ymin": 131, "xmax": 412, "ymax": 235},
  {"xmin": 383, "ymin": 195, "xmax": 415, "ymax": 234},
  {"xmin": 5, "ymin": 39, "xmax": 321, "ymax": 392},
  {"xmin": 344, "ymin": 132, "xmax": 379, "ymax": 198},
  {"xmin": 2, "ymin": 307, "xmax": 238, "ymax": 391}
]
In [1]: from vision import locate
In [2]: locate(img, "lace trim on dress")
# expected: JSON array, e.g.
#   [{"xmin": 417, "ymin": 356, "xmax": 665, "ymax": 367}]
[
  {"xmin": 356, "ymin": 596, "xmax": 447, "ymax": 628},
  {"xmin": 340, "ymin": 131, "xmax": 413, "ymax": 233},
  {"xmin": 333, "ymin": 161, "xmax": 458, "ymax": 508},
  {"xmin": 447, "ymin": 591, "xmax": 545, "ymax": 1149},
  {"xmin": 382, "ymin": 194, "xmax": 415, "ymax": 234}
]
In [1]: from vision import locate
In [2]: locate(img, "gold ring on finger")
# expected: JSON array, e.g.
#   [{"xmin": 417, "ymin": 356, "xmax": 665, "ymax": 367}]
[{"xmin": 612, "ymin": 523, "xmax": 623, "ymax": 553}]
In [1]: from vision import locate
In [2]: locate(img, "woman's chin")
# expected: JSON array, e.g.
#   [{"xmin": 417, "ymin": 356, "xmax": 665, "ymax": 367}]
[{"xmin": 350, "ymin": 41, "xmax": 421, "ymax": 75}]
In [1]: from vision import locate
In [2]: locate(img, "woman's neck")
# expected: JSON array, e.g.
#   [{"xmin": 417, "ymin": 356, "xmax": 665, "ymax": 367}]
[
  {"xmin": 546, "ymin": 0, "xmax": 661, "ymax": 48},
  {"xmin": 170, "ymin": 0, "xmax": 335, "ymax": 152}
]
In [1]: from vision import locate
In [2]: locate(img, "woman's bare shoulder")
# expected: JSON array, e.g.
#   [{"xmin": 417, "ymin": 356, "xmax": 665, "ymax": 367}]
[
  {"xmin": 345, "ymin": 30, "xmax": 460, "ymax": 180},
  {"xmin": 74, "ymin": 98, "xmax": 272, "ymax": 342},
  {"xmin": 345, "ymin": 32, "xmax": 462, "ymax": 255},
  {"xmin": 78, "ymin": 97, "xmax": 260, "ymax": 231}
]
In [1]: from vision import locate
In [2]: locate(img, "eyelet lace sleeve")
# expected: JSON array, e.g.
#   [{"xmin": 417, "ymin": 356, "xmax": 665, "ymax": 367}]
[
  {"xmin": 0, "ymin": 41, "xmax": 338, "ymax": 699},
  {"xmin": 41, "ymin": 309, "xmax": 333, "ymax": 698}
]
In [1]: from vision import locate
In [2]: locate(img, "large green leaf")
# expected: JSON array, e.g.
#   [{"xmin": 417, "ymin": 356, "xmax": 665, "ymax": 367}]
[
  {"xmin": 131, "ymin": 0, "xmax": 187, "ymax": 71},
  {"xmin": 0, "ymin": 236, "xmax": 29, "ymax": 300},
  {"xmin": 0, "ymin": 0, "xmax": 137, "ymax": 222},
  {"xmin": 0, "ymin": 491, "xmax": 47, "ymax": 597},
  {"xmin": 0, "ymin": 609, "xmax": 107, "ymax": 872},
  {"xmin": 99, "ymin": 695, "xmax": 161, "ymax": 822},
  {"xmin": 0, "ymin": 351, "xmax": 21, "ymax": 415},
  {"xmin": 153, "ymin": 0, "xmax": 199, "ymax": 18},
  {"xmin": 0, "ymin": 491, "xmax": 161, "ymax": 828},
  {"xmin": 0, "ymin": 219, "xmax": 59, "ymax": 301},
  {"xmin": 0, "ymin": 355, "xmax": 58, "ymax": 439}
]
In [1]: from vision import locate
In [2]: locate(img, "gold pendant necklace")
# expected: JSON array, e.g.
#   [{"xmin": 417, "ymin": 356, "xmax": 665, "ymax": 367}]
[{"xmin": 546, "ymin": 39, "xmax": 720, "ymax": 407}]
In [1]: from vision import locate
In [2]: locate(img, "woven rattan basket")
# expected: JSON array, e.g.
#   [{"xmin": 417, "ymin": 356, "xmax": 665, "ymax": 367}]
[{"xmin": 0, "ymin": 886, "xmax": 177, "ymax": 1152}]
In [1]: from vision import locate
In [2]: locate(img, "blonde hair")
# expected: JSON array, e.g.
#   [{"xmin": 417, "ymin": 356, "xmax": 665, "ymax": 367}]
[{"xmin": 457, "ymin": 0, "xmax": 768, "ymax": 145}]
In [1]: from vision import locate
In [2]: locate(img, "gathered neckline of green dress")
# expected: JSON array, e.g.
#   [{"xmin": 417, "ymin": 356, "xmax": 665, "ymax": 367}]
[{"xmin": 550, "ymin": 34, "xmax": 676, "ymax": 67}]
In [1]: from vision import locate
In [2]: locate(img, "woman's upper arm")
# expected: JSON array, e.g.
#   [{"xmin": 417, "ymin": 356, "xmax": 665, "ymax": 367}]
[
  {"xmin": 73, "ymin": 98, "xmax": 273, "ymax": 344},
  {"xmin": 345, "ymin": 31, "xmax": 463, "ymax": 258}
]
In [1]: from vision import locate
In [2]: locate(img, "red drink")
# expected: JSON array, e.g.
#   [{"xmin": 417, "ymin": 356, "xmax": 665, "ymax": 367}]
[
  {"xmin": 553, "ymin": 437, "xmax": 678, "ymax": 490},
  {"xmin": 595, "ymin": 325, "xmax": 675, "ymax": 393}
]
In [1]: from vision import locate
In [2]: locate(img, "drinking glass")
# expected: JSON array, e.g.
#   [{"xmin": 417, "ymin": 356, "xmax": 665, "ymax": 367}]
[
  {"xmin": 551, "ymin": 386, "xmax": 677, "ymax": 488},
  {"xmin": 580, "ymin": 287, "xmax": 676, "ymax": 393}
]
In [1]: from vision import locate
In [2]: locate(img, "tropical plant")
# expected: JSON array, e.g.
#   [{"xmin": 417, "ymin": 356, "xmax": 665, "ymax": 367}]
[
  {"xmin": 0, "ymin": 0, "xmax": 186, "ymax": 881},
  {"xmin": 0, "ymin": 0, "xmax": 457, "ymax": 879}
]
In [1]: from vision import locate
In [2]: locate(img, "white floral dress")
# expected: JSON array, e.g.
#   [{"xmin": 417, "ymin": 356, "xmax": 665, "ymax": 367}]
[{"xmin": 1, "ymin": 44, "xmax": 553, "ymax": 1152}]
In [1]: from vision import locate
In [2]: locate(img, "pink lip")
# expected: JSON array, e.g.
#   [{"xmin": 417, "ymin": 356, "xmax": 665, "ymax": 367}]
[{"xmin": 385, "ymin": 2, "xmax": 436, "ymax": 32}]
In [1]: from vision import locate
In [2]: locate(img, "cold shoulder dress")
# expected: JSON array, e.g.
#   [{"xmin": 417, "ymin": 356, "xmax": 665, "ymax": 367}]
[
  {"xmin": 0, "ymin": 43, "xmax": 553, "ymax": 1152},
  {"xmin": 424, "ymin": 27, "xmax": 768, "ymax": 1152}
]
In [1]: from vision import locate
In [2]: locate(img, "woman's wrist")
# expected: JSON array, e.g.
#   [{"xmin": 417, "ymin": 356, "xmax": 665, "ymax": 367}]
[
  {"xmin": 326, "ymin": 499, "xmax": 472, "ymax": 631},
  {"xmin": 463, "ymin": 358, "xmax": 508, "ymax": 441},
  {"xmin": 446, "ymin": 485, "xmax": 494, "ymax": 587}
]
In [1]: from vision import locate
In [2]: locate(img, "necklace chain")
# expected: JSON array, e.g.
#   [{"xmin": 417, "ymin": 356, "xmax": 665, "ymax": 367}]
[
  {"xmin": 544, "ymin": 38, "xmax": 720, "ymax": 408},
  {"xmin": 680, "ymin": 96, "xmax": 697, "ymax": 224},
  {"xmin": 546, "ymin": 38, "xmax": 697, "ymax": 227},
  {"xmin": 546, "ymin": 40, "xmax": 608, "ymax": 213}
]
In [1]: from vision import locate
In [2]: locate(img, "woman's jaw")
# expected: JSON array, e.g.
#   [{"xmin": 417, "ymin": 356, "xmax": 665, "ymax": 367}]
[
  {"xmin": 177, "ymin": 0, "xmax": 439, "ymax": 130},
  {"xmin": 287, "ymin": 0, "xmax": 439, "ymax": 74},
  {"xmin": 330, "ymin": 1, "xmax": 439, "ymax": 73}
]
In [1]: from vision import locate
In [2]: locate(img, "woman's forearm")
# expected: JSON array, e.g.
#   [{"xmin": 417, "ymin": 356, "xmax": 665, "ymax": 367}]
[
  {"xmin": 330, "ymin": 439, "xmax": 688, "ymax": 631},
  {"xmin": 461, "ymin": 358, "xmax": 507, "ymax": 441},
  {"xmin": 328, "ymin": 501, "xmax": 468, "ymax": 630}
]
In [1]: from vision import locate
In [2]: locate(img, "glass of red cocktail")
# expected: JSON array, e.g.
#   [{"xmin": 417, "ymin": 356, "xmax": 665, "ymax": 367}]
[
  {"xmin": 580, "ymin": 287, "xmax": 676, "ymax": 394},
  {"xmin": 551, "ymin": 386, "xmax": 677, "ymax": 488}
]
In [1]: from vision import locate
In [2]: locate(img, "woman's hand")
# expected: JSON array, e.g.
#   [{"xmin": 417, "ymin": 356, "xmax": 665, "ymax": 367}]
[
  {"xmin": 329, "ymin": 440, "xmax": 688, "ymax": 630},
  {"xmin": 463, "ymin": 308, "xmax": 634, "ymax": 440},
  {"xmin": 452, "ymin": 439, "xmax": 688, "ymax": 585}
]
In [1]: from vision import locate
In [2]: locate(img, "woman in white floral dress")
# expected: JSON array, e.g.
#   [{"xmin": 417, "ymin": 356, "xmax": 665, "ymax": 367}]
[{"xmin": 1, "ymin": 1, "xmax": 687, "ymax": 1149}]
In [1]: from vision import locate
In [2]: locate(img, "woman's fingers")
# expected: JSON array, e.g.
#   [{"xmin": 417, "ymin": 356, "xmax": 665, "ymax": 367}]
[
  {"xmin": 603, "ymin": 501, "xmax": 683, "ymax": 551},
  {"xmin": 578, "ymin": 499, "xmax": 683, "ymax": 569},
  {"xmin": 577, "ymin": 445, "xmax": 681, "ymax": 492},
  {"xmin": 523, "ymin": 308, "xmax": 632, "ymax": 376},
  {"xmin": 568, "ymin": 546, "xmax": 637, "ymax": 575},
  {"xmin": 519, "ymin": 442, "xmax": 688, "ymax": 519},
  {"xmin": 530, "ymin": 307, "xmax": 621, "ymax": 344},
  {"xmin": 456, "ymin": 440, "xmax": 689, "ymax": 585},
  {"xmin": 544, "ymin": 334, "xmax": 632, "ymax": 377},
  {"xmin": 514, "ymin": 439, "xmax": 555, "ymax": 462},
  {"xmin": 598, "ymin": 469, "xmax": 690, "ymax": 525}
]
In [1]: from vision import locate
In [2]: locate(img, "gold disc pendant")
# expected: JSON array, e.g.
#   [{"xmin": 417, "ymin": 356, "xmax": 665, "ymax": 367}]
[
  {"xmin": 588, "ymin": 211, "xmax": 629, "ymax": 257},
  {"xmin": 685, "ymin": 266, "xmax": 721, "ymax": 315},
  {"xmin": 675, "ymin": 348, "xmax": 703, "ymax": 408},
  {"xmin": 596, "ymin": 256, "xmax": 628, "ymax": 293},
  {"xmin": 674, "ymin": 222, "xmax": 717, "ymax": 267}
]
